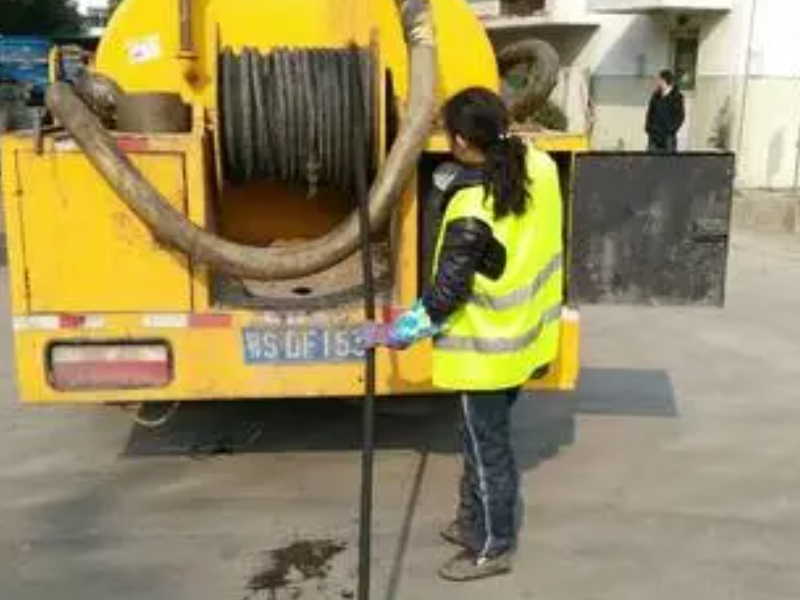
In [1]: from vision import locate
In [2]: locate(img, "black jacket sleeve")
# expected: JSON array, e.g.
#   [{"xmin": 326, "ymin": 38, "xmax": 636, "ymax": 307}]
[
  {"xmin": 422, "ymin": 217, "xmax": 493, "ymax": 325},
  {"xmin": 645, "ymin": 93, "xmax": 656, "ymax": 135}
]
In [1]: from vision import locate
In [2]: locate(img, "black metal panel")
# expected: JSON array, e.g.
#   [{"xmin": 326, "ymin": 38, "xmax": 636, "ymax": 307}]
[{"xmin": 570, "ymin": 152, "xmax": 734, "ymax": 306}]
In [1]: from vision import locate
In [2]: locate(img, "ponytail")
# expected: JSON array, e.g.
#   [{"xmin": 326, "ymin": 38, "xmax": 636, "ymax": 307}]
[
  {"xmin": 443, "ymin": 87, "xmax": 532, "ymax": 220},
  {"xmin": 484, "ymin": 134, "xmax": 530, "ymax": 219}
]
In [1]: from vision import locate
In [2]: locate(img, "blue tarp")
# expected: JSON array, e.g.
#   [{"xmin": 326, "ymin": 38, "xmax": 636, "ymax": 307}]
[{"xmin": 0, "ymin": 36, "xmax": 51, "ymax": 92}]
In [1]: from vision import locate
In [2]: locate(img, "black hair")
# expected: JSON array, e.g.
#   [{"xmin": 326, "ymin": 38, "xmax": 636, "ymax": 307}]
[
  {"xmin": 659, "ymin": 69, "xmax": 675, "ymax": 86},
  {"xmin": 443, "ymin": 87, "xmax": 531, "ymax": 219}
]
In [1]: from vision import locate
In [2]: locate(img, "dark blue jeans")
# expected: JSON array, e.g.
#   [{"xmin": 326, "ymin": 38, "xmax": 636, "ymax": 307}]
[{"xmin": 457, "ymin": 387, "xmax": 520, "ymax": 558}]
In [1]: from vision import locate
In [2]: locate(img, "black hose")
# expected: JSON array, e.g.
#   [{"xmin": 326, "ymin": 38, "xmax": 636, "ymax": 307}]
[
  {"xmin": 239, "ymin": 48, "xmax": 255, "ymax": 181},
  {"xmin": 351, "ymin": 44, "xmax": 376, "ymax": 600},
  {"xmin": 219, "ymin": 46, "xmax": 376, "ymax": 192}
]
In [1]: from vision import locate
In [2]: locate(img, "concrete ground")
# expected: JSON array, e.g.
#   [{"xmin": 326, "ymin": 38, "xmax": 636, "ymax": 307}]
[
  {"xmin": 1, "ymin": 229, "xmax": 799, "ymax": 600},
  {"xmin": 733, "ymin": 189, "xmax": 800, "ymax": 234}
]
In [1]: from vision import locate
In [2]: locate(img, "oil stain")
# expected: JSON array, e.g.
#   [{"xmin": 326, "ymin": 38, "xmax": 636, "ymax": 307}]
[{"xmin": 245, "ymin": 539, "xmax": 347, "ymax": 599}]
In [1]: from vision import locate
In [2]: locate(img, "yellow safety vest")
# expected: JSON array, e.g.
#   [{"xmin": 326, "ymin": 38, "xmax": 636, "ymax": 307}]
[{"xmin": 432, "ymin": 146, "xmax": 564, "ymax": 390}]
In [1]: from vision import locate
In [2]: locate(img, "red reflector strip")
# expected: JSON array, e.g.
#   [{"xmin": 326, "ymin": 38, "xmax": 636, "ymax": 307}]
[
  {"xmin": 53, "ymin": 345, "xmax": 167, "ymax": 363},
  {"xmin": 142, "ymin": 314, "xmax": 232, "ymax": 328},
  {"xmin": 59, "ymin": 315, "xmax": 85, "ymax": 329},
  {"xmin": 14, "ymin": 315, "xmax": 105, "ymax": 331},
  {"xmin": 189, "ymin": 314, "xmax": 233, "ymax": 328},
  {"xmin": 51, "ymin": 361, "xmax": 170, "ymax": 390},
  {"xmin": 116, "ymin": 136, "xmax": 149, "ymax": 152},
  {"xmin": 50, "ymin": 344, "xmax": 171, "ymax": 390}
]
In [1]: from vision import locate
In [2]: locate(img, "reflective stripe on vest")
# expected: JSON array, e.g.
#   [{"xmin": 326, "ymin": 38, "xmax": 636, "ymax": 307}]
[
  {"xmin": 435, "ymin": 304, "xmax": 563, "ymax": 353},
  {"xmin": 468, "ymin": 253, "xmax": 563, "ymax": 311},
  {"xmin": 431, "ymin": 146, "xmax": 564, "ymax": 390}
]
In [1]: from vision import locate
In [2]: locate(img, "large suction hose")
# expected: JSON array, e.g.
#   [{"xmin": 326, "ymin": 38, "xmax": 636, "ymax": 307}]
[
  {"xmin": 46, "ymin": 0, "xmax": 438, "ymax": 281},
  {"xmin": 498, "ymin": 39, "xmax": 560, "ymax": 123}
]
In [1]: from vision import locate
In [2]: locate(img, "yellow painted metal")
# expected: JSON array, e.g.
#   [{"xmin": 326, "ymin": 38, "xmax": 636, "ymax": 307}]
[
  {"xmin": 1, "ymin": 137, "xmax": 28, "ymax": 316},
  {"xmin": 426, "ymin": 130, "xmax": 589, "ymax": 153},
  {"xmin": 3, "ymin": 125, "xmax": 582, "ymax": 403},
  {"xmin": 12, "ymin": 309, "xmax": 579, "ymax": 404},
  {"xmin": 524, "ymin": 132, "xmax": 590, "ymax": 153},
  {"xmin": 94, "ymin": 0, "xmax": 499, "ymax": 261},
  {"xmin": 430, "ymin": 0, "xmax": 500, "ymax": 98},
  {"xmin": 1, "ymin": 0, "xmax": 580, "ymax": 404},
  {"xmin": 4, "ymin": 137, "xmax": 193, "ymax": 313},
  {"xmin": 96, "ymin": 0, "xmax": 498, "ymax": 107}
]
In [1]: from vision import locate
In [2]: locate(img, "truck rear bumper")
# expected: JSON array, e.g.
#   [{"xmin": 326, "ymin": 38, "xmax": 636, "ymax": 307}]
[{"xmin": 12, "ymin": 308, "xmax": 580, "ymax": 404}]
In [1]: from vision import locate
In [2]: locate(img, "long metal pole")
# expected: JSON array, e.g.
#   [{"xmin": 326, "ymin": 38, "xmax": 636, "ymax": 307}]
[
  {"xmin": 179, "ymin": 0, "xmax": 194, "ymax": 55},
  {"xmin": 352, "ymin": 46, "xmax": 376, "ymax": 600}
]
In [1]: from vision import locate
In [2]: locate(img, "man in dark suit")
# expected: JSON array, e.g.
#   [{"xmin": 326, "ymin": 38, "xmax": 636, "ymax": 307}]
[{"xmin": 646, "ymin": 70, "xmax": 685, "ymax": 153}]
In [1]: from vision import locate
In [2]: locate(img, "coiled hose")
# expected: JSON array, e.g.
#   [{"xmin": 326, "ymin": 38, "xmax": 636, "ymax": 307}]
[
  {"xmin": 47, "ymin": 0, "xmax": 438, "ymax": 281},
  {"xmin": 219, "ymin": 47, "xmax": 376, "ymax": 193}
]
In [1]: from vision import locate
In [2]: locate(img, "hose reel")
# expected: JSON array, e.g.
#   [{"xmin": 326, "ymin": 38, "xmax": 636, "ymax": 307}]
[
  {"xmin": 46, "ymin": 0, "xmax": 438, "ymax": 282},
  {"xmin": 218, "ymin": 46, "xmax": 378, "ymax": 195}
]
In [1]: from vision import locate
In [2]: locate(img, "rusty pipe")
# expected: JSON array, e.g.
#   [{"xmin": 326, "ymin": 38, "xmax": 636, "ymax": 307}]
[
  {"xmin": 178, "ymin": 0, "xmax": 198, "ymax": 83},
  {"xmin": 47, "ymin": 0, "xmax": 438, "ymax": 281},
  {"xmin": 179, "ymin": 0, "xmax": 194, "ymax": 55}
]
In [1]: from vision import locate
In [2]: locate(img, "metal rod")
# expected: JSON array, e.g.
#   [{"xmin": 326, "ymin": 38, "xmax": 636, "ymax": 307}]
[
  {"xmin": 351, "ymin": 45, "xmax": 376, "ymax": 600},
  {"xmin": 179, "ymin": 0, "xmax": 194, "ymax": 54}
]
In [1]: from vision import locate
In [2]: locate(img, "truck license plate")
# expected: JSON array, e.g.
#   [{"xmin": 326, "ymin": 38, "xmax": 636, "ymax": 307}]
[{"xmin": 242, "ymin": 326, "xmax": 365, "ymax": 364}]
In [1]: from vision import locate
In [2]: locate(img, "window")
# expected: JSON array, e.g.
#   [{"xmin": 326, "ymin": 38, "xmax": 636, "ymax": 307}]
[
  {"xmin": 501, "ymin": 0, "xmax": 547, "ymax": 16},
  {"xmin": 673, "ymin": 37, "xmax": 699, "ymax": 92},
  {"xmin": 466, "ymin": 0, "xmax": 546, "ymax": 17}
]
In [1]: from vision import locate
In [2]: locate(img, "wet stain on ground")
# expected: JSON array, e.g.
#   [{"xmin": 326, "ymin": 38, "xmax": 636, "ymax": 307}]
[{"xmin": 245, "ymin": 539, "xmax": 348, "ymax": 599}]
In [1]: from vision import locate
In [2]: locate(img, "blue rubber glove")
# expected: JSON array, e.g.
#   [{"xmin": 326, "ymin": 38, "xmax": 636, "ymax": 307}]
[
  {"xmin": 386, "ymin": 300, "xmax": 441, "ymax": 349},
  {"xmin": 361, "ymin": 300, "xmax": 441, "ymax": 350}
]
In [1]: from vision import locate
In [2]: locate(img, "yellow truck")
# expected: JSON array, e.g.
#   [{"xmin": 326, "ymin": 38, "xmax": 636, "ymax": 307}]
[{"xmin": 1, "ymin": 0, "xmax": 733, "ymax": 406}]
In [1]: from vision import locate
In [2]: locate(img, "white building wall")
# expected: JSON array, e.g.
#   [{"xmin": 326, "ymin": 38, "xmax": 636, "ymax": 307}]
[
  {"xmin": 734, "ymin": 0, "xmax": 800, "ymax": 188},
  {"xmin": 548, "ymin": 0, "xmax": 592, "ymax": 20},
  {"xmin": 582, "ymin": 14, "xmax": 671, "ymax": 150},
  {"xmin": 584, "ymin": 0, "xmax": 800, "ymax": 187},
  {"xmin": 77, "ymin": 0, "xmax": 109, "ymax": 12},
  {"xmin": 478, "ymin": 0, "xmax": 800, "ymax": 187},
  {"xmin": 481, "ymin": 0, "xmax": 673, "ymax": 149},
  {"xmin": 686, "ymin": 8, "xmax": 741, "ymax": 153}
]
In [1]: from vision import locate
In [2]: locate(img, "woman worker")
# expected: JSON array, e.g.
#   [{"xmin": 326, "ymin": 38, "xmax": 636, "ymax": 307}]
[{"xmin": 376, "ymin": 87, "xmax": 564, "ymax": 581}]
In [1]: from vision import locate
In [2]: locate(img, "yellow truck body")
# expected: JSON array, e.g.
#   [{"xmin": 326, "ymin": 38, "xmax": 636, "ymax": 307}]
[
  {"xmin": 1, "ymin": 0, "xmax": 585, "ymax": 404},
  {"xmin": 2, "ymin": 127, "xmax": 584, "ymax": 404}
]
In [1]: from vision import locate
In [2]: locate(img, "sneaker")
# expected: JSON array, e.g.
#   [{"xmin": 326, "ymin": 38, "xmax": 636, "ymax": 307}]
[
  {"xmin": 440, "ymin": 521, "xmax": 471, "ymax": 549},
  {"xmin": 438, "ymin": 549, "xmax": 513, "ymax": 582}
]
